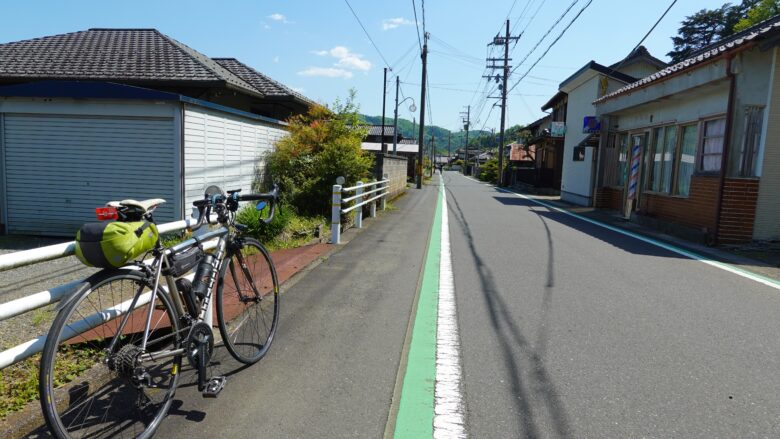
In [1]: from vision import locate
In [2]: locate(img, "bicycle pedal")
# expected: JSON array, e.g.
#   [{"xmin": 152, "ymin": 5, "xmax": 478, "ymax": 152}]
[{"xmin": 202, "ymin": 376, "xmax": 226, "ymax": 398}]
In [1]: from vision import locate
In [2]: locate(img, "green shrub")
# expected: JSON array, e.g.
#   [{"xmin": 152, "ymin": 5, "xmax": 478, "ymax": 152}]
[
  {"xmin": 478, "ymin": 158, "xmax": 504, "ymax": 184},
  {"xmin": 235, "ymin": 202, "xmax": 293, "ymax": 243},
  {"xmin": 263, "ymin": 90, "xmax": 374, "ymax": 217}
]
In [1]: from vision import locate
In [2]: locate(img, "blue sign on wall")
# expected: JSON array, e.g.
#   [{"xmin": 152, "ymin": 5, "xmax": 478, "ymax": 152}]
[{"xmin": 583, "ymin": 116, "xmax": 601, "ymax": 133}]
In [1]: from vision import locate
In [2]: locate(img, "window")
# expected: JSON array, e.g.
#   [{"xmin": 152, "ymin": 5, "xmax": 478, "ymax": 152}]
[
  {"xmin": 573, "ymin": 146, "xmax": 585, "ymax": 161},
  {"xmin": 676, "ymin": 125, "xmax": 698, "ymax": 196},
  {"xmin": 699, "ymin": 118, "xmax": 725, "ymax": 172},
  {"xmin": 739, "ymin": 106, "xmax": 763, "ymax": 177},
  {"xmin": 644, "ymin": 126, "xmax": 678, "ymax": 194}
]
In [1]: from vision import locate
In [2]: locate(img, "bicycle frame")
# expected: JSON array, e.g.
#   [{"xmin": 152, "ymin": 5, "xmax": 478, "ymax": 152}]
[{"xmin": 105, "ymin": 226, "xmax": 231, "ymax": 364}]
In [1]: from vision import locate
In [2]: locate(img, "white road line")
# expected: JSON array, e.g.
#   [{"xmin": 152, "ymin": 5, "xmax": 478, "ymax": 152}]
[
  {"xmin": 459, "ymin": 173, "xmax": 780, "ymax": 291},
  {"xmin": 434, "ymin": 175, "xmax": 467, "ymax": 438}
]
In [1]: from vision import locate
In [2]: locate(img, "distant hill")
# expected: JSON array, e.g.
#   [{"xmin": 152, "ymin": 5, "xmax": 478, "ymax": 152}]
[{"xmin": 360, "ymin": 114, "xmax": 492, "ymax": 153}]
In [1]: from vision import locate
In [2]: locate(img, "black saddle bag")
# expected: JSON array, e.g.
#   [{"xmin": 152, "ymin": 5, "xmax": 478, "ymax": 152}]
[{"xmin": 165, "ymin": 246, "xmax": 204, "ymax": 277}]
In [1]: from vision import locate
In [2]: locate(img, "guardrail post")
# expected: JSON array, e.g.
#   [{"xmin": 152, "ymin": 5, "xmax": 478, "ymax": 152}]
[
  {"xmin": 355, "ymin": 181, "xmax": 363, "ymax": 229},
  {"xmin": 370, "ymin": 181, "xmax": 377, "ymax": 219},
  {"xmin": 381, "ymin": 174, "xmax": 387, "ymax": 211},
  {"xmin": 331, "ymin": 184, "xmax": 342, "ymax": 244}
]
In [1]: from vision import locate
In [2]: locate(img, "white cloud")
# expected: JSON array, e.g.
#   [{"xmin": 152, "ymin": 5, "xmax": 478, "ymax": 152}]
[
  {"xmin": 268, "ymin": 13, "xmax": 287, "ymax": 22},
  {"xmin": 382, "ymin": 17, "xmax": 412, "ymax": 30},
  {"xmin": 312, "ymin": 46, "xmax": 372, "ymax": 72},
  {"xmin": 298, "ymin": 67, "xmax": 353, "ymax": 79}
]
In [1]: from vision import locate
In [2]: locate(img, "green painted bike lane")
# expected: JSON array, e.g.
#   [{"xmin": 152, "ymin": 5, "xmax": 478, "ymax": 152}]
[{"xmin": 392, "ymin": 180, "xmax": 443, "ymax": 438}]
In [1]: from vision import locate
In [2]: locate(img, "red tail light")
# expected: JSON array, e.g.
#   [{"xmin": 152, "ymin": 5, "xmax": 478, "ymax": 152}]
[{"xmin": 95, "ymin": 207, "xmax": 118, "ymax": 221}]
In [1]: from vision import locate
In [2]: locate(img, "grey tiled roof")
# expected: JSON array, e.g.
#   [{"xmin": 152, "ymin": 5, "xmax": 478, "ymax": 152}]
[
  {"xmin": 595, "ymin": 15, "xmax": 780, "ymax": 104},
  {"xmin": 0, "ymin": 28, "xmax": 259, "ymax": 97},
  {"xmin": 213, "ymin": 58, "xmax": 313, "ymax": 105},
  {"xmin": 366, "ymin": 125, "xmax": 396, "ymax": 136}
]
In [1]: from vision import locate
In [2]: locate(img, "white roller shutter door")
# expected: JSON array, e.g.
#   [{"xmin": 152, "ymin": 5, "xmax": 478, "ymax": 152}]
[{"xmin": 3, "ymin": 114, "xmax": 178, "ymax": 235}]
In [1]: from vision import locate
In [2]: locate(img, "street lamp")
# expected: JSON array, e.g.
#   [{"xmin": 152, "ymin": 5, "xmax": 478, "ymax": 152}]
[{"xmin": 393, "ymin": 76, "xmax": 416, "ymax": 155}]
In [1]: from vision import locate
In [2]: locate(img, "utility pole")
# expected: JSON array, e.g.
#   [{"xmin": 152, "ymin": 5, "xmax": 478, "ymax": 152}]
[
  {"xmin": 381, "ymin": 67, "xmax": 388, "ymax": 154},
  {"xmin": 460, "ymin": 105, "xmax": 470, "ymax": 174},
  {"xmin": 447, "ymin": 132, "xmax": 451, "ymax": 168},
  {"xmin": 431, "ymin": 135, "xmax": 435, "ymax": 176},
  {"xmin": 416, "ymin": 32, "xmax": 428, "ymax": 189},
  {"xmin": 392, "ymin": 76, "xmax": 399, "ymax": 154},
  {"xmin": 486, "ymin": 20, "xmax": 520, "ymax": 186}
]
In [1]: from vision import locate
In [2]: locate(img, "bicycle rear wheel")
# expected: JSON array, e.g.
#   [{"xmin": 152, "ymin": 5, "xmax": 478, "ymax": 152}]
[
  {"xmin": 39, "ymin": 269, "xmax": 182, "ymax": 439},
  {"xmin": 216, "ymin": 237, "xmax": 279, "ymax": 364}
]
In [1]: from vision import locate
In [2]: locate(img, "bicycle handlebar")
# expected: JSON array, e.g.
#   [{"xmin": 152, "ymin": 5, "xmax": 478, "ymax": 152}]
[{"xmin": 191, "ymin": 184, "xmax": 280, "ymax": 229}]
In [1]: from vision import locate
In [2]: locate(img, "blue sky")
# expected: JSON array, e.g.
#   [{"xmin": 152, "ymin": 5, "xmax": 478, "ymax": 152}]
[{"xmin": 4, "ymin": 0, "xmax": 727, "ymax": 132}]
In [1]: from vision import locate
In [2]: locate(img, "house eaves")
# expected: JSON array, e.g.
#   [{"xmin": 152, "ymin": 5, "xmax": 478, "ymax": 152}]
[
  {"xmin": 594, "ymin": 14, "xmax": 780, "ymax": 105},
  {"xmin": 0, "ymin": 28, "xmax": 266, "ymax": 100},
  {"xmin": 559, "ymin": 61, "xmax": 637, "ymax": 93},
  {"xmin": 213, "ymin": 57, "xmax": 315, "ymax": 106},
  {"xmin": 541, "ymin": 91, "xmax": 567, "ymax": 111}
]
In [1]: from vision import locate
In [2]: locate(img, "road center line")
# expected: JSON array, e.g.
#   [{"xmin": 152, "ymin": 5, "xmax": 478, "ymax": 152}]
[{"xmin": 434, "ymin": 174, "xmax": 467, "ymax": 438}]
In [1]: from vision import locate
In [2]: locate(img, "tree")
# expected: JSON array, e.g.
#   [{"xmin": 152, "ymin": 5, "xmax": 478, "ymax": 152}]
[
  {"xmin": 265, "ymin": 89, "xmax": 374, "ymax": 216},
  {"xmin": 734, "ymin": 0, "xmax": 780, "ymax": 32},
  {"xmin": 668, "ymin": 5, "xmax": 731, "ymax": 63},
  {"xmin": 667, "ymin": 1, "xmax": 765, "ymax": 64}
]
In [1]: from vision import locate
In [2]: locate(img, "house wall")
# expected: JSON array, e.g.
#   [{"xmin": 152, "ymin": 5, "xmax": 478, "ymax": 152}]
[
  {"xmin": 598, "ymin": 59, "xmax": 728, "ymax": 115},
  {"xmin": 610, "ymin": 82, "xmax": 729, "ymax": 131},
  {"xmin": 182, "ymin": 104, "xmax": 287, "ymax": 213},
  {"xmin": 561, "ymin": 75, "xmax": 598, "ymax": 205},
  {"xmin": 718, "ymin": 178, "xmax": 760, "ymax": 243},
  {"xmin": 560, "ymin": 74, "xmax": 629, "ymax": 206},
  {"xmin": 0, "ymin": 98, "xmax": 181, "ymax": 235},
  {"xmin": 755, "ymin": 46, "xmax": 780, "ymax": 240},
  {"xmin": 619, "ymin": 62, "xmax": 662, "ymax": 80},
  {"xmin": 639, "ymin": 175, "xmax": 720, "ymax": 234},
  {"xmin": 596, "ymin": 46, "xmax": 779, "ymax": 243},
  {"xmin": 728, "ymin": 47, "xmax": 773, "ymax": 176}
]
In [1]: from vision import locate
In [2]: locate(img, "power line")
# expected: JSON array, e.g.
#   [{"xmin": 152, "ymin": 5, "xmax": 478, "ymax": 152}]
[
  {"xmin": 343, "ymin": 0, "xmax": 392, "ymax": 68},
  {"xmin": 612, "ymin": 0, "xmax": 678, "ymax": 72},
  {"xmin": 412, "ymin": 0, "xmax": 423, "ymax": 52},
  {"xmin": 509, "ymin": 0, "xmax": 580, "ymax": 81},
  {"xmin": 508, "ymin": 0, "xmax": 595, "ymax": 94}
]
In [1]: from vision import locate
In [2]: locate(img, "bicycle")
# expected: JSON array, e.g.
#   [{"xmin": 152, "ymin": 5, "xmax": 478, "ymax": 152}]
[{"xmin": 38, "ymin": 184, "xmax": 280, "ymax": 439}]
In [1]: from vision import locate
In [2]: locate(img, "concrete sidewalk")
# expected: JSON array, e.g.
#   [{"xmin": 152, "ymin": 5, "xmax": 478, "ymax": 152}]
[{"xmin": 154, "ymin": 183, "xmax": 439, "ymax": 438}]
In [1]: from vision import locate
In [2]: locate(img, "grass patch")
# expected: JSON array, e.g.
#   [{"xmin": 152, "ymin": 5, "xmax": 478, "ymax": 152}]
[
  {"xmin": 30, "ymin": 308, "xmax": 52, "ymax": 328},
  {"xmin": 160, "ymin": 230, "xmax": 191, "ymax": 248},
  {"xmin": 236, "ymin": 203, "xmax": 326, "ymax": 251},
  {"xmin": 0, "ymin": 345, "xmax": 98, "ymax": 419}
]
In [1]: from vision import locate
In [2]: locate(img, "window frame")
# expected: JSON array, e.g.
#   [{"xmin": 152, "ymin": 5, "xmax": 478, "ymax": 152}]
[
  {"xmin": 697, "ymin": 117, "xmax": 726, "ymax": 174},
  {"xmin": 739, "ymin": 105, "xmax": 764, "ymax": 177},
  {"xmin": 644, "ymin": 124, "xmax": 681, "ymax": 195}
]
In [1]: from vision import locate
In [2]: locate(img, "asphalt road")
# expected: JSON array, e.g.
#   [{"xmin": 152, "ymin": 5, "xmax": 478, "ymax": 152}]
[
  {"xmin": 444, "ymin": 171, "xmax": 780, "ymax": 438},
  {"xmin": 154, "ymin": 183, "xmax": 438, "ymax": 438}
]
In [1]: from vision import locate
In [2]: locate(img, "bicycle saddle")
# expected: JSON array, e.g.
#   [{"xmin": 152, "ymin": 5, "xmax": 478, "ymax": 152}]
[{"xmin": 107, "ymin": 198, "xmax": 166, "ymax": 213}]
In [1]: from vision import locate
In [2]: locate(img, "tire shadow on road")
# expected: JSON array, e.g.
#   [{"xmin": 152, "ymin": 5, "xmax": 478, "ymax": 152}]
[
  {"xmin": 492, "ymin": 195, "xmax": 686, "ymax": 260},
  {"xmin": 446, "ymin": 186, "xmax": 573, "ymax": 439}
]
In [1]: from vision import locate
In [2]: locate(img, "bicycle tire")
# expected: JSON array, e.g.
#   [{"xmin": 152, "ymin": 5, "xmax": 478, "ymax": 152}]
[
  {"xmin": 39, "ymin": 268, "xmax": 182, "ymax": 439},
  {"xmin": 216, "ymin": 237, "xmax": 279, "ymax": 364}
]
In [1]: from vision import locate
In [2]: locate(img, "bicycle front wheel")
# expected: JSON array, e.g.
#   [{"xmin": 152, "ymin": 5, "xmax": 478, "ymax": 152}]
[
  {"xmin": 39, "ymin": 269, "xmax": 182, "ymax": 439},
  {"xmin": 216, "ymin": 237, "xmax": 279, "ymax": 364}
]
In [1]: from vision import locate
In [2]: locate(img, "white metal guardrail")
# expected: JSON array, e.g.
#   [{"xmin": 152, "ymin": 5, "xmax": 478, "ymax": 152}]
[
  {"xmin": 0, "ymin": 213, "xmax": 219, "ymax": 370},
  {"xmin": 330, "ymin": 179, "xmax": 389, "ymax": 244}
]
